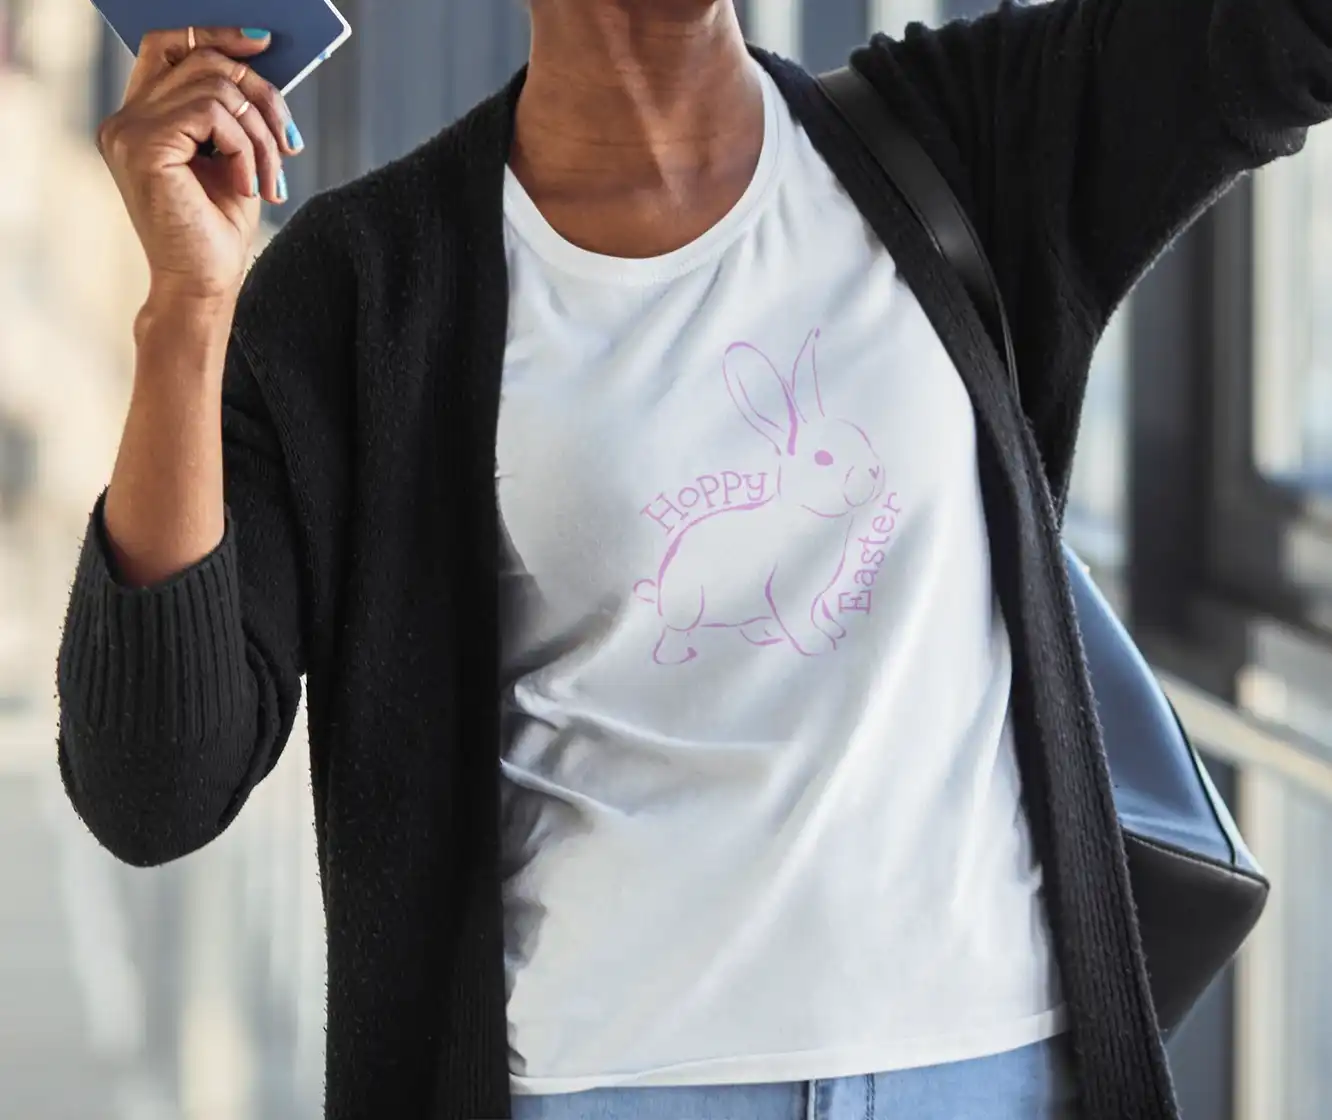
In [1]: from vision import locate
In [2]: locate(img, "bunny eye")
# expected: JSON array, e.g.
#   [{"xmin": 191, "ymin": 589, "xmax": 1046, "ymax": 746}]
[{"xmin": 814, "ymin": 450, "xmax": 835, "ymax": 466}]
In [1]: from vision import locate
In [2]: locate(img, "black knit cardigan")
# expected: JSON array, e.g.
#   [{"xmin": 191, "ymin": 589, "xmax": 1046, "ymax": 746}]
[{"xmin": 56, "ymin": 1, "xmax": 1332, "ymax": 1116}]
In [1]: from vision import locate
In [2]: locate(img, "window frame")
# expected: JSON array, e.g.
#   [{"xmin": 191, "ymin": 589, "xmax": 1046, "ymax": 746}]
[{"xmin": 1206, "ymin": 176, "xmax": 1332, "ymax": 641}]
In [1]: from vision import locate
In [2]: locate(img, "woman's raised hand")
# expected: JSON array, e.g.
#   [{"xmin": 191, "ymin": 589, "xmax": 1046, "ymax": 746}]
[{"xmin": 96, "ymin": 26, "xmax": 305, "ymax": 304}]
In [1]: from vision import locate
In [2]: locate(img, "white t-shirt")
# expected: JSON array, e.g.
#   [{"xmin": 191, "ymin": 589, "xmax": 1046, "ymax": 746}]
[{"xmin": 496, "ymin": 60, "xmax": 1064, "ymax": 1096}]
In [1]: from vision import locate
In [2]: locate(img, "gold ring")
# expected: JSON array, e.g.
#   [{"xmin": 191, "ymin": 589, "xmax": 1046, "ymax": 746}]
[
  {"xmin": 186, "ymin": 26, "xmax": 196, "ymax": 51},
  {"xmin": 234, "ymin": 100, "xmax": 252, "ymax": 120}
]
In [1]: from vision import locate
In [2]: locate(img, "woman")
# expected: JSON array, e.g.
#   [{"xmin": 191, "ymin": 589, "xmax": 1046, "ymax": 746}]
[{"xmin": 58, "ymin": 2, "xmax": 1332, "ymax": 1118}]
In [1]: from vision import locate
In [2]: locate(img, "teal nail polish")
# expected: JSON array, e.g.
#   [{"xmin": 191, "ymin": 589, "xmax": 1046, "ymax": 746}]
[
  {"xmin": 276, "ymin": 169, "xmax": 288, "ymax": 202},
  {"xmin": 251, "ymin": 174, "xmax": 259, "ymax": 198},
  {"xmin": 285, "ymin": 119, "xmax": 304, "ymax": 151},
  {"xmin": 241, "ymin": 28, "xmax": 270, "ymax": 39}
]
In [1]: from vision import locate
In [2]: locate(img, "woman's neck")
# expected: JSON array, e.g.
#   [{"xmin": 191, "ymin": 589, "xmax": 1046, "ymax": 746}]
[{"xmin": 512, "ymin": 1, "xmax": 764, "ymax": 257}]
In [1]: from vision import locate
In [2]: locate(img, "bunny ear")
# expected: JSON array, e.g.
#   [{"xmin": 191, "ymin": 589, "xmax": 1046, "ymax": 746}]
[
  {"xmin": 723, "ymin": 342, "xmax": 800, "ymax": 455},
  {"xmin": 788, "ymin": 328, "xmax": 826, "ymax": 421}
]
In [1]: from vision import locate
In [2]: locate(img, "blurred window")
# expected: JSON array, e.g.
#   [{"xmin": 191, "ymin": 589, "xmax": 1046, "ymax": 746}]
[
  {"xmin": 1253, "ymin": 123, "xmax": 1332, "ymax": 492},
  {"xmin": 0, "ymin": 0, "xmax": 32, "ymax": 71},
  {"xmin": 91, "ymin": 22, "xmax": 132, "ymax": 132},
  {"xmin": 872, "ymin": 0, "xmax": 945, "ymax": 40},
  {"xmin": 1066, "ymin": 308, "xmax": 1130, "ymax": 569},
  {"xmin": 1240, "ymin": 625, "xmax": 1332, "ymax": 1119},
  {"xmin": 741, "ymin": 0, "xmax": 801, "ymax": 56},
  {"xmin": 937, "ymin": 0, "xmax": 1001, "ymax": 18}
]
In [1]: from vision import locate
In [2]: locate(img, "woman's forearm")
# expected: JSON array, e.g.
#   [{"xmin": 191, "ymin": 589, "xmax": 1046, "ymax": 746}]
[{"xmin": 103, "ymin": 290, "xmax": 236, "ymax": 587}]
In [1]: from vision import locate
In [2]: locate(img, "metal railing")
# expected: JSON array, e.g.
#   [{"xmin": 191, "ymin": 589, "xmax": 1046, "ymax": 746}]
[
  {"xmin": 1161, "ymin": 672, "xmax": 1332, "ymax": 803},
  {"xmin": 1159, "ymin": 672, "xmax": 1332, "ymax": 1120}
]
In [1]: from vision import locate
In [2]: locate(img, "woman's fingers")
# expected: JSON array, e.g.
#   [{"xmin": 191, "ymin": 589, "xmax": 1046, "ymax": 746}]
[
  {"xmin": 185, "ymin": 76, "xmax": 284, "ymax": 201},
  {"xmin": 238, "ymin": 64, "xmax": 303, "ymax": 159},
  {"xmin": 95, "ymin": 27, "xmax": 279, "ymax": 299},
  {"xmin": 176, "ymin": 98, "xmax": 260, "ymax": 200},
  {"xmin": 232, "ymin": 87, "xmax": 286, "ymax": 202},
  {"xmin": 142, "ymin": 51, "xmax": 295, "ymax": 203},
  {"xmin": 151, "ymin": 48, "xmax": 303, "ymax": 157},
  {"xmin": 118, "ymin": 29, "xmax": 301, "ymax": 205},
  {"xmin": 125, "ymin": 26, "xmax": 272, "ymax": 103}
]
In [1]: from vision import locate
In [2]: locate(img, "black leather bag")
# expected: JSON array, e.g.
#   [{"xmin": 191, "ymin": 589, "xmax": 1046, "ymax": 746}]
[{"xmin": 818, "ymin": 65, "xmax": 1270, "ymax": 1032}]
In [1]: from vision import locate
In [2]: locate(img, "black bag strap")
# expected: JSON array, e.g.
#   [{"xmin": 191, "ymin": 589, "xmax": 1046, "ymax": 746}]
[{"xmin": 816, "ymin": 65, "xmax": 1020, "ymax": 398}]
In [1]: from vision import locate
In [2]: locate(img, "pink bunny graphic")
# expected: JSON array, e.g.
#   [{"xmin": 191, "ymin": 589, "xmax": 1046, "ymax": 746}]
[{"xmin": 634, "ymin": 329, "xmax": 886, "ymax": 664}]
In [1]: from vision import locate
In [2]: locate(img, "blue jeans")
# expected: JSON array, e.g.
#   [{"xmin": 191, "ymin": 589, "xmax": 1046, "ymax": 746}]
[{"xmin": 511, "ymin": 1036, "xmax": 1079, "ymax": 1119}]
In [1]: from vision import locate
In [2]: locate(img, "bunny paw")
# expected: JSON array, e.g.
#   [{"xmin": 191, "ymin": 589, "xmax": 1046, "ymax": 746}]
[
  {"xmin": 740, "ymin": 620, "xmax": 783, "ymax": 646},
  {"xmin": 652, "ymin": 628, "xmax": 699, "ymax": 665}
]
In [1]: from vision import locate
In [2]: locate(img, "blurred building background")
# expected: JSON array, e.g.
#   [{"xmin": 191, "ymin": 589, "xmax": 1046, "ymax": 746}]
[{"xmin": 2, "ymin": 0, "xmax": 1331, "ymax": 1117}]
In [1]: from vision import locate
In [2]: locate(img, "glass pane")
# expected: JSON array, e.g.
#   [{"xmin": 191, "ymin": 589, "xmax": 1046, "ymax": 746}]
[
  {"xmin": 938, "ymin": 0, "xmax": 1002, "ymax": 17},
  {"xmin": 1279, "ymin": 783, "xmax": 1332, "ymax": 1120},
  {"xmin": 1065, "ymin": 306, "xmax": 1131, "ymax": 570},
  {"xmin": 1253, "ymin": 125, "xmax": 1332, "ymax": 488},
  {"xmin": 1236, "ymin": 628, "xmax": 1332, "ymax": 1119},
  {"xmin": 1236, "ymin": 773, "xmax": 1332, "ymax": 1120},
  {"xmin": 802, "ymin": 0, "xmax": 875, "ymax": 72},
  {"xmin": 873, "ymin": 0, "xmax": 1001, "ymax": 31},
  {"xmin": 741, "ymin": 0, "xmax": 801, "ymax": 55},
  {"xmin": 870, "ymin": 0, "xmax": 944, "ymax": 39}
]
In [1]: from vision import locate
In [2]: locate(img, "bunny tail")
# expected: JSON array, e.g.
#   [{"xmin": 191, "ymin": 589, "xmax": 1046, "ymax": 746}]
[{"xmin": 632, "ymin": 580, "xmax": 659, "ymax": 605}]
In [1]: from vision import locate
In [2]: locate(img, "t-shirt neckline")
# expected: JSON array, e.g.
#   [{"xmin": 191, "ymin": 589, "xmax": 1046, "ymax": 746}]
[{"xmin": 502, "ymin": 59, "xmax": 787, "ymax": 286}]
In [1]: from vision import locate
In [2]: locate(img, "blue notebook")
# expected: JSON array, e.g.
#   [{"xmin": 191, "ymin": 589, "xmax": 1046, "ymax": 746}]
[{"xmin": 93, "ymin": 0, "xmax": 351, "ymax": 94}]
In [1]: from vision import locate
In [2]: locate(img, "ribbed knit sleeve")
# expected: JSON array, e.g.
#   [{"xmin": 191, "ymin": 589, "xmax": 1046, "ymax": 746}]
[
  {"xmin": 63, "ymin": 495, "xmax": 249, "ymax": 747},
  {"xmin": 56, "ymin": 195, "xmax": 354, "ymax": 867},
  {"xmin": 57, "ymin": 497, "xmax": 267, "ymax": 866}
]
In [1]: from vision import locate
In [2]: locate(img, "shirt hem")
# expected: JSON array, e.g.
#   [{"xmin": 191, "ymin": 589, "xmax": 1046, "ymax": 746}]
[{"xmin": 510, "ymin": 1004, "xmax": 1068, "ymax": 1095}]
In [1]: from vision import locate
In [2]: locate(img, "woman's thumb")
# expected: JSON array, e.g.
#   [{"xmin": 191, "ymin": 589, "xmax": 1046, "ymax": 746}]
[{"xmin": 192, "ymin": 26, "xmax": 274, "ymax": 58}]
